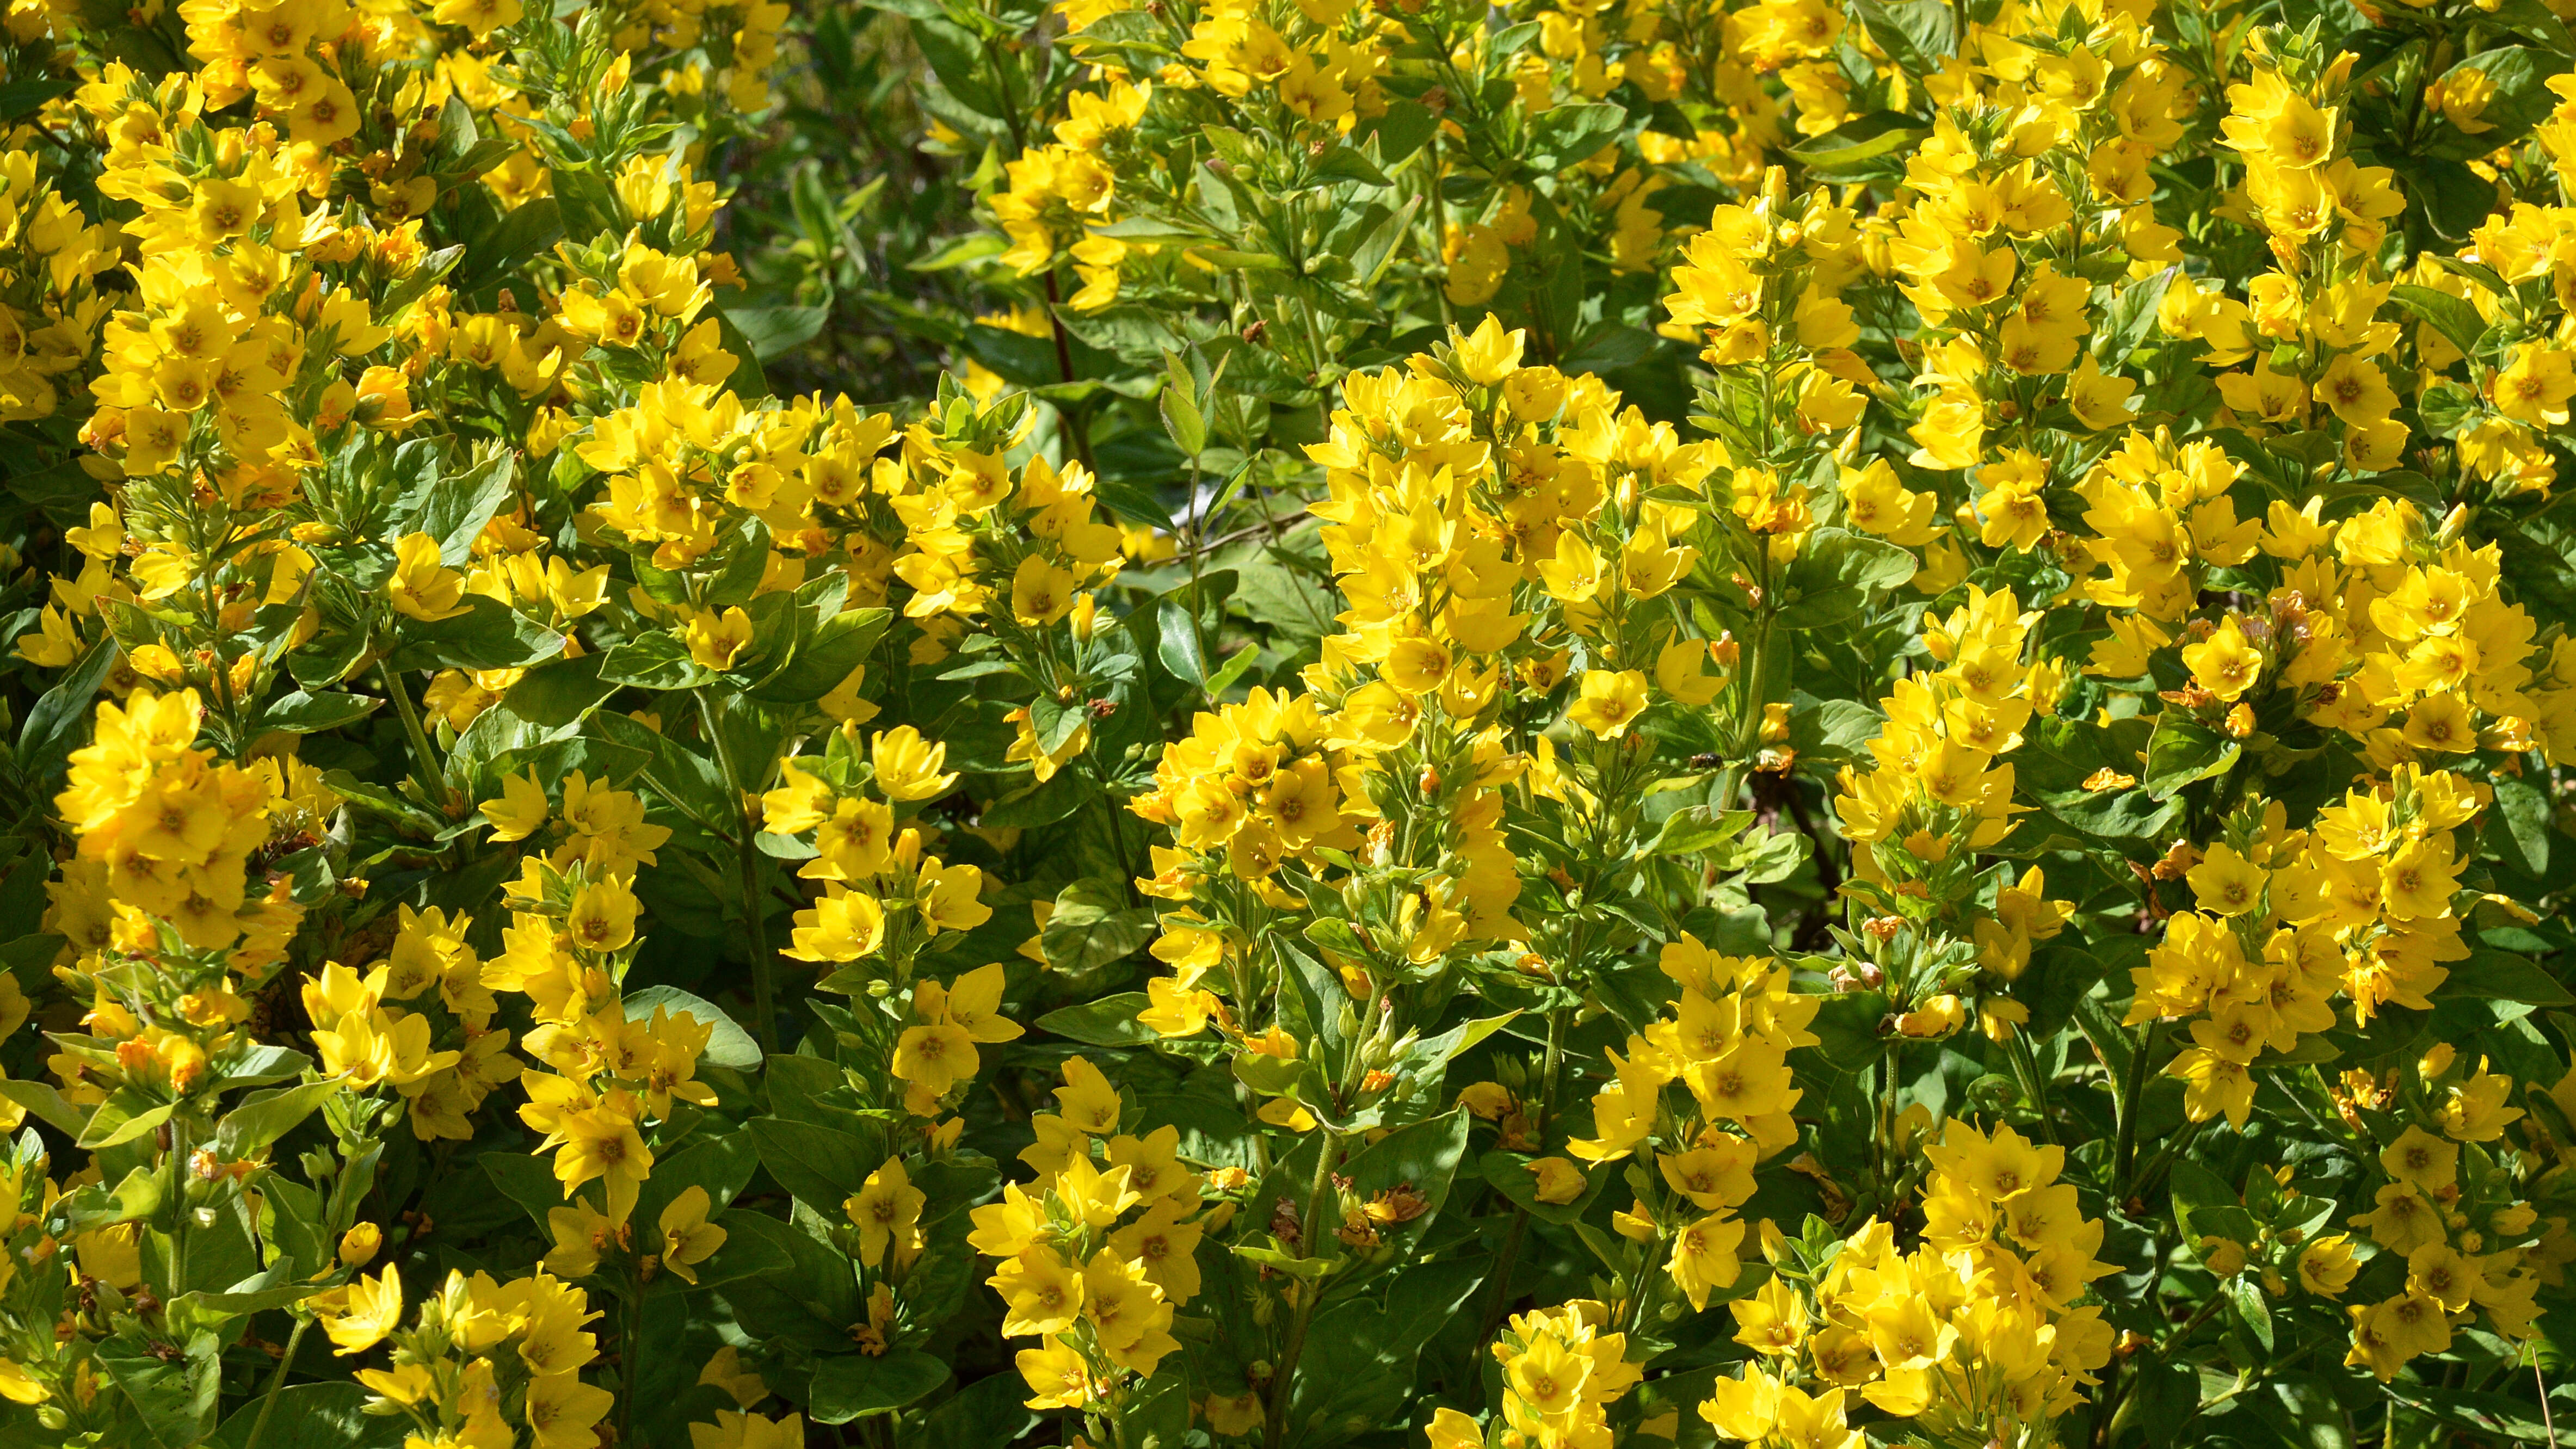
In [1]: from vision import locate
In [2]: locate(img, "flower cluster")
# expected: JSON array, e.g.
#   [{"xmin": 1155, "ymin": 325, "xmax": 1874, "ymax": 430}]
[{"xmin": 3, "ymin": 0, "xmax": 2576, "ymax": 1440}]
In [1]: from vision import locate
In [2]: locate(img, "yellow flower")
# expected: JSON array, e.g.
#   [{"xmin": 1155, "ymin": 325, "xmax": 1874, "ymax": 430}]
[
  {"xmin": 0, "ymin": 1360, "xmax": 47, "ymax": 1405},
  {"xmin": 785, "ymin": 886, "xmax": 885, "ymax": 963},
  {"xmin": 659, "ymin": 1185, "xmax": 728, "ymax": 1284},
  {"xmin": 2180, "ymin": 616, "xmax": 2263, "ymax": 701},
  {"xmin": 315, "ymin": 1265, "xmax": 405, "ymax": 1355},
  {"xmin": 1566, "ymin": 669, "xmax": 1649, "ymax": 738},
  {"xmin": 1527, "ymin": 1156, "xmax": 1587, "ymax": 1204},
  {"xmin": 565, "ymin": 875, "xmax": 640, "ymax": 953},
  {"xmin": 338, "ymin": 1223, "xmax": 383, "ymax": 1267},
  {"xmin": 2298, "ymin": 1234, "xmax": 2359, "ymax": 1297},
  {"xmin": 387, "ymin": 532, "xmax": 471, "ymax": 621},
  {"xmin": 525, "ymin": 1371, "xmax": 616, "ymax": 1449},
  {"xmin": 916, "ymin": 856, "xmax": 992, "ymax": 933},
  {"xmin": 2380, "ymin": 1126, "xmax": 2459, "ymax": 1192},
  {"xmin": 2184, "ymin": 843, "xmax": 2267, "ymax": 917},
  {"xmin": 1010, "ymin": 556, "xmax": 1082, "ymax": 626},
  {"xmin": 1015, "ymin": 1339, "xmax": 1096, "ymax": 1409},
  {"xmin": 871, "ymin": 725, "xmax": 959, "ymax": 801},
  {"xmin": 1666, "ymin": 1213, "xmax": 1746, "ymax": 1310},
  {"xmin": 1452, "ymin": 313, "xmax": 1525, "ymax": 385},
  {"xmin": 891, "ymin": 1020, "xmax": 979, "ymax": 1098},
  {"xmin": 481, "ymin": 769, "xmax": 551, "ymax": 841},
  {"xmin": 845, "ymin": 1157, "xmax": 927, "ymax": 1267},
  {"xmin": 1054, "ymin": 1055, "xmax": 1123, "ymax": 1134},
  {"xmin": 991, "ymin": 1245, "xmax": 1086, "ymax": 1336},
  {"xmin": 688, "ymin": 1410, "xmax": 806, "ymax": 1449},
  {"xmin": 682, "ymin": 607, "xmax": 755, "ymax": 670},
  {"xmin": 556, "ymin": 1099, "xmax": 656, "ymax": 1196}
]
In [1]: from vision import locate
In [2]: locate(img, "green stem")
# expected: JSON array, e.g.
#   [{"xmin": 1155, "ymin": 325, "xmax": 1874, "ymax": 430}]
[
  {"xmin": 2131, "ymin": 1118, "xmax": 2207, "ymax": 1200},
  {"xmin": 1716, "ymin": 594, "xmax": 1780, "ymax": 808},
  {"xmin": 164, "ymin": 1116, "xmax": 189, "ymax": 1294},
  {"xmin": 378, "ymin": 662, "xmax": 447, "ymax": 811},
  {"xmin": 1426, "ymin": 133, "xmax": 1456, "ymax": 332},
  {"xmin": 1264, "ymin": 1132, "xmax": 1342, "ymax": 1449},
  {"xmin": 697, "ymin": 689, "xmax": 778, "ymax": 1053},
  {"xmin": 240, "ymin": 1315, "xmax": 310, "ymax": 1449},
  {"xmin": 1534, "ymin": 1006, "xmax": 1567, "ymax": 1149},
  {"xmin": 1086, "ymin": 752, "xmax": 1144, "ymax": 907},
  {"xmin": 1876, "ymin": 1039, "xmax": 1900, "ymax": 1201},
  {"xmin": 2008, "ymin": 1031, "xmax": 2059, "ymax": 1144},
  {"xmin": 619, "ymin": 1272, "xmax": 644, "ymax": 1445},
  {"xmin": 2114, "ymin": 1021, "xmax": 2163, "ymax": 1200},
  {"xmin": 1472, "ymin": 1006, "xmax": 1568, "ymax": 1355},
  {"xmin": 2159, "ymin": 1283, "xmax": 2228, "ymax": 1353}
]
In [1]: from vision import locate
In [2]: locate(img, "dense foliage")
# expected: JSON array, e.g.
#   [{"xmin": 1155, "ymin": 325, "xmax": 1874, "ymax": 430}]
[{"xmin": 2, "ymin": 0, "xmax": 2576, "ymax": 1442}]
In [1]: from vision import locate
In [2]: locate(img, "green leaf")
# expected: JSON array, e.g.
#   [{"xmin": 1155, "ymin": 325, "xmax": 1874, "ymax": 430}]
[
  {"xmin": 596, "ymin": 628, "xmax": 718, "ymax": 690},
  {"xmin": 907, "ymin": 1371, "xmax": 1040, "ymax": 1449},
  {"xmin": 634, "ymin": 1130, "xmax": 763, "ymax": 1232},
  {"xmin": 2411, "ymin": 156, "xmax": 2497, "ymax": 241},
  {"xmin": 2388, "ymin": 283, "xmax": 2489, "ymax": 360},
  {"xmin": 1785, "ymin": 111, "xmax": 1928, "ymax": 178},
  {"xmin": 1643, "ymin": 806, "xmax": 1755, "ymax": 857},
  {"xmin": 1340, "ymin": 1109, "xmax": 1472, "ymax": 1245},
  {"xmin": 808, "ymin": 1351, "xmax": 950, "ymax": 1422},
  {"xmin": 2383, "ymin": 1383, "xmax": 2560, "ymax": 1443},
  {"xmin": 747, "ymin": 1116, "xmax": 878, "ymax": 1206},
  {"xmin": 1848, "ymin": 0, "xmax": 1951, "ymax": 71},
  {"xmin": 256, "ymin": 690, "xmax": 381, "ymax": 736},
  {"xmin": 750, "ymin": 606, "xmax": 889, "ymax": 705},
  {"xmin": 1027, "ymin": 692, "xmax": 1088, "ymax": 756},
  {"xmin": 1290, "ymin": 1257, "xmax": 1488, "ymax": 1435},
  {"xmin": 452, "ymin": 199, "xmax": 566, "ymax": 297},
  {"xmin": 97, "ymin": 1330, "xmax": 220, "ymax": 1449},
  {"xmin": 1476, "ymin": 1149, "xmax": 1599, "ymax": 1224},
  {"xmin": 0, "ymin": 78, "xmax": 76, "ymax": 120},
  {"xmin": 2442, "ymin": 950, "xmax": 2574, "ymax": 1007},
  {"xmin": 2424, "ymin": 48, "xmax": 2566, "ymax": 160},
  {"xmin": 1353, "ymin": 101, "xmax": 1438, "ymax": 165},
  {"xmin": 2225, "ymin": 1273, "xmax": 2274, "ymax": 1354},
  {"xmin": 20, "ymin": 635, "xmax": 118, "ymax": 785},
  {"xmin": 390, "ymin": 596, "xmax": 567, "ymax": 672},
  {"xmin": 251, "ymin": 1171, "xmax": 330, "ymax": 1277},
  {"xmin": 1160, "ymin": 383, "xmax": 1207, "ymax": 458},
  {"xmin": 1780, "ymin": 528, "xmax": 1916, "ymax": 625},
  {"xmin": 623, "ymin": 985, "xmax": 763, "ymax": 1070},
  {"xmin": 723, "ymin": 304, "xmax": 830, "ymax": 362},
  {"xmin": 979, "ymin": 769, "xmax": 1088, "ymax": 829},
  {"xmin": 1203, "ymin": 642, "xmax": 1261, "ymax": 697},
  {"xmin": 0, "ymin": 1077, "xmax": 83, "ymax": 1134},
  {"xmin": 402, "ymin": 446, "xmax": 518, "ymax": 566},
  {"xmin": 1526, "ymin": 103, "xmax": 1627, "ymax": 170},
  {"xmin": 213, "ymin": 1081, "xmax": 341, "ymax": 1158},
  {"xmin": 910, "ymin": 232, "xmax": 1011, "ymax": 270},
  {"xmin": 720, "ymin": 1209, "xmax": 861, "ymax": 1328},
  {"xmin": 2491, "ymin": 774, "xmax": 2552, "ymax": 877},
  {"xmin": 2166, "ymin": 1157, "xmax": 2236, "ymax": 1244},
  {"xmin": 476, "ymin": 1151, "xmax": 566, "ymax": 1229},
  {"xmin": 1798, "ymin": 989, "xmax": 1888, "ymax": 1071},
  {"xmin": 1039, "ymin": 878, "xmax": 1153, "ymax": 977},
  {"xmin": 1724, "ymin": 827, "xmax": 1812, "ymax": 885},
  {"xmin": 2142, "ymin": 715, "xmax": 2240, "ymax": 798},
  {"xmin": 1036, "ymin": 992, "xmax": 1160, "ymax": 1046},
  {"xmin": 1157, "ymin": 596, "xmax": 1208, "ymax": 687},
  {"xmin": 209, "ymin": 1382, "xmax": 408, "ymax": 1449},
  {"xmin": 2095, "ymin": 266, "xmax": 2176, "ymax": 363},
  {"xmin": 79, "ymin": 1090, "xmax": 177, "ymax": 1150}
]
